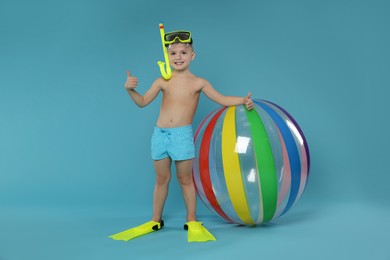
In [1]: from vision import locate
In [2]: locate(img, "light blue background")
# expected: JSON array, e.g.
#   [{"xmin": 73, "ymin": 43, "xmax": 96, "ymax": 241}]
[{"xmin": 1, "ymin": 0, "xmax": 389, "ymax": 259}]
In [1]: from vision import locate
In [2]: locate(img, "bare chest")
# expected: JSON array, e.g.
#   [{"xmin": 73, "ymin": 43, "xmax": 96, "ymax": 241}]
[{"xmin": 162, "ymin": 82, "xmax": 200, "ymax": 98}]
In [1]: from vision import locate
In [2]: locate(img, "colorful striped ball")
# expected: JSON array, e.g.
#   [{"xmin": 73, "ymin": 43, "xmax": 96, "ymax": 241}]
[{"xmin": 193, "ymin": 100, "xmax": 310, "ymax": 225}]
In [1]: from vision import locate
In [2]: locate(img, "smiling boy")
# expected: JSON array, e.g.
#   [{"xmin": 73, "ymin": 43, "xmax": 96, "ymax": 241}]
[{"xmin": 110, "ymin": 31, "xmax": 253, "ymax": 242}]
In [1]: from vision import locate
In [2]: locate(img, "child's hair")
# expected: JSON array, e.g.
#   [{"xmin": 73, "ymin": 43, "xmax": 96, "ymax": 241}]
[{"xmin": 167, "ymin": 40, "xmax": 194, "ymax": 51}]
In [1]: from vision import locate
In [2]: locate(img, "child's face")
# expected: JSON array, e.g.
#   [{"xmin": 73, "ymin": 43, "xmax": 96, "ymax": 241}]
[{"xmin": 167, "ymin": 43, "xmax": 195, "ymax": 71}]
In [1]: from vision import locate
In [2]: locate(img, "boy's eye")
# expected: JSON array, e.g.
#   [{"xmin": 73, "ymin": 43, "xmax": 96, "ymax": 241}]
[{"xmin": 170, "ymin": 52, "xmax": 176, "ymax": 55}]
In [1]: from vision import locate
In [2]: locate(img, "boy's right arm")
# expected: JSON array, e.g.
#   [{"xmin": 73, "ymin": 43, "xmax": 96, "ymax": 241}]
[{"xmin": 125, "ymin": 70, "xmax": 161, "ymax": 108}]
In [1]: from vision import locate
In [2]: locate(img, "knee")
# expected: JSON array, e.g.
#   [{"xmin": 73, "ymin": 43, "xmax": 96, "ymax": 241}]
[
  {"xmin": 177, "ymin": 174, "xmax": 193, "ymax": 187},
  {"xmin": 156, "ymin": 174, "xmax": 171, "ymax": 186}
]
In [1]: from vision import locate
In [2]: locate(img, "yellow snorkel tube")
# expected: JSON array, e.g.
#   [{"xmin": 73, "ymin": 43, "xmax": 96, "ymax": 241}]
[{"xmin": 157, "ymin": 23, "xmax": 172, "ymax": 80}]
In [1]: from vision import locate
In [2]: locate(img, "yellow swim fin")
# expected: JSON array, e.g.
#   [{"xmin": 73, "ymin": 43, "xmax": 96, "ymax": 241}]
[
  {"xmin": 109, "ymin": 220, "xmax": 164, "ymax": 241},
  {"xmin": 184, "ymin": 221, "xmax": 216, "ymax": 242}
]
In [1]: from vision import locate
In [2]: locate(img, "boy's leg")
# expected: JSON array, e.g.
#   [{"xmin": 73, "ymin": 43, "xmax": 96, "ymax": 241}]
[
  {"xmin": 175, "ymin": 159, "xmax": 197, "ymax": 222},
  {"xmin": 152, "ymin": 157, "xmax": 172, "ymax": 222}
]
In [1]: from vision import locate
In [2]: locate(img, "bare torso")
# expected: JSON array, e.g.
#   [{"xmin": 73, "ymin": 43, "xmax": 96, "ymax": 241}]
[{"xmin": 156, "ymin": 74, "xmax": 203, "ymax": 128}]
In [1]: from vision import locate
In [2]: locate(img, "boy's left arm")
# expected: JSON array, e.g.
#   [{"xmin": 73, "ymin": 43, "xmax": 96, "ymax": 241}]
[{"xmin": 202, "ymin": 80, "xmax": 253, "ymax": 110}]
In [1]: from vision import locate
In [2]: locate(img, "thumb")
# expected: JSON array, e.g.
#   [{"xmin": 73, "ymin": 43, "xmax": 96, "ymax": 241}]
[
  {"xmin": 126, "ymin": 70, "xmax": 131, "ymax": 77},
  {"xmin": 247, "ymin": 92, "xmax": 252, "ymax": 99}
]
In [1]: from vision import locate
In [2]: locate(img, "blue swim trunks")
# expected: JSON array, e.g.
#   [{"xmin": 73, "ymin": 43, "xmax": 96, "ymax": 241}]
[{"xmin": 151, "ymin": 125, "xmax": 195, "ymax": 161}]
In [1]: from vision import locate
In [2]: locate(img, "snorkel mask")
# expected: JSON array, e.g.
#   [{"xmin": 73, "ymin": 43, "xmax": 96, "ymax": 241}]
[
  {"xmin": 157, "ymin": 24, "xmax": 193, "ymax": 80},
  {"xmin": 164, "ymin": 31, "xmax": 192, "ymax": 47}
]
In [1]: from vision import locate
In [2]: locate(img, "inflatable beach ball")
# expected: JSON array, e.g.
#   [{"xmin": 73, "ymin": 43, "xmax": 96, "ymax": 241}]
[{"xmin": 193, "ymin": 100, "xmax": 310, "ymax": 225}]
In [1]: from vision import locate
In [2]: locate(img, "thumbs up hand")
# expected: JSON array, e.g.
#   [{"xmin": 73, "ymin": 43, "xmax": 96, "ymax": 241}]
[
  {"xmin": 245, "ymin": 92, "xmax": 254, "ymax": 111},
  {"xmin": 124, "ymin": 70, "xmax": 139, "ymax": 90}
]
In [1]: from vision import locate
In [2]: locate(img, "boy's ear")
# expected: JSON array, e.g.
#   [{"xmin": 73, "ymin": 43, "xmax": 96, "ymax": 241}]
[{"xmin": 191, "ymin": 51, "xmax": 196, "ymax": 60}]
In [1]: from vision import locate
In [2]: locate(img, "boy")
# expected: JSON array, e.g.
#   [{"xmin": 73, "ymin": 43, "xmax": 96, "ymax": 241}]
[{"xmin": 110, "ymin": 30, "xmax": 253, "ymax": 242}]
